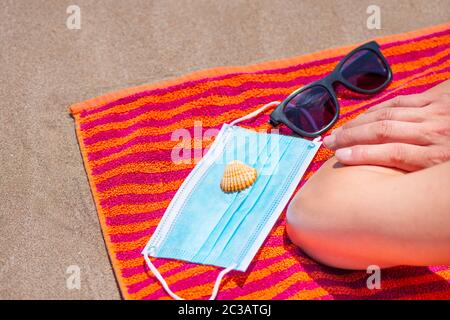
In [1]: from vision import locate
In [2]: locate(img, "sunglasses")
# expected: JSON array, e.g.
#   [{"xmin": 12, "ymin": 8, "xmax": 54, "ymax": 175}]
[{"xmin": 269, "ymin": 41, "xmax": 392, "ymax": 137}]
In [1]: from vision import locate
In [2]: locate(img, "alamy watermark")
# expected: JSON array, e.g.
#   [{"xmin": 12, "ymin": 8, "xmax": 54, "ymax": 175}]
[
  {"xmin": 366, "ymin": 5, "xmax": 381, "ymax": 30},
  {"xmin": 66, "ymin": 265, "xmax": 81, "ymax": 290},
  {"xmin": 170, "ymin": 121, "xmax": 282, "ymax": 175},
  {"xmin": 366, "ymin": 265, "xmax": 381, "ymax": 289},
  {"xmin": 66, "ymin": 5, "xmax": 81, "ymax": 30}
]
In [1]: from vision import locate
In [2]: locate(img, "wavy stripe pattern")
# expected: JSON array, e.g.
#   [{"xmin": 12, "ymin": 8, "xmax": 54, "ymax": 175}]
[{"xmin": 71, "ymin": 25, "xmax": 450, "ymax": 300}]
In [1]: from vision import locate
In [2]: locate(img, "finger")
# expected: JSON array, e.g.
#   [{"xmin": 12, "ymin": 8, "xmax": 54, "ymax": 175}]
[
  {"xmin": 427, "ymin": 93, "xmax": 450, "ymax": 116},
  {"xmin": 365, "ymin": 93, "xmax": 432, "ymax": 114},
  {"xmin": 341, "ymin": 107, "xmax": 425, "ymax": 130},
  {"xmin": 334, "ymin": 143, "xmax": 429, "ymax": 172},
  {"xmin": 324, "ymin": 120, "xmax": 430, "ymax": 150}
]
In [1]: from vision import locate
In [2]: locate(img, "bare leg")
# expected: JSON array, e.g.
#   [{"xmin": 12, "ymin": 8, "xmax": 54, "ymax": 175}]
[{"xmin": 286, "ymin": 158, "xmax": 450, "ymax": 270}]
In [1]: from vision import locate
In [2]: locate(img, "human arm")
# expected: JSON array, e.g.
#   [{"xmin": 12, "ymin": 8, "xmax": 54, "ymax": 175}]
[{"xmin": 323, "ymin": 79, "xmax": 450, "ymax": 171}]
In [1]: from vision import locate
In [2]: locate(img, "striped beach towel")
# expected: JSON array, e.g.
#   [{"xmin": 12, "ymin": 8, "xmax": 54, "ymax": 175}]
[{"xmin": 70, "ymin": 23, "xmax": 450, "ymax": 299}]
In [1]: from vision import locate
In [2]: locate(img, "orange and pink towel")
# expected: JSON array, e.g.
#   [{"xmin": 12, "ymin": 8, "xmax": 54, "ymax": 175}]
[{"xmin": 70, "ymin": 23, "xmax": 450, "ymax": 299}]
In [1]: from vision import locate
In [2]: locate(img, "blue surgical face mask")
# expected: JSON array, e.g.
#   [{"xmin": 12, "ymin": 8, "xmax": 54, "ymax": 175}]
[{"xmin": 143, "ymin": 101, "xmax": 321, "ymax": 300}]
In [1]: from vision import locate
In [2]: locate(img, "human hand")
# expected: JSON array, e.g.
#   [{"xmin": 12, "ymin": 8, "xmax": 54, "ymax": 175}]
[{"xmin": 323, "ymin": 92, "xmax": 450, "ymax": 172}]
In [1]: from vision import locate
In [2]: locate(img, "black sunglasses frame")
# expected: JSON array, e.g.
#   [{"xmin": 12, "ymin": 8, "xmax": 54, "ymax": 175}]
[{"xmin": 269, "ymin": 41, "xmax": 393, "ymax": 137}]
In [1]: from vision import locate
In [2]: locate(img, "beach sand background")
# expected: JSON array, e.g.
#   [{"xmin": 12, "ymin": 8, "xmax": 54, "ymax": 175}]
[{"xmin": 0, "ymin": 0, "xmax": 449, "ymax": 299}]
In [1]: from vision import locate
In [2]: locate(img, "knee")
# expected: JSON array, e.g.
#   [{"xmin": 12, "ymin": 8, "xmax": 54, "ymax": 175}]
[
  {"xmin": 285, "ymin": 186, "xmax": 329, "ymax": 262},
  {"xmin": 285, "ymin": 181, "xmax": 356, "ymax": 269}
]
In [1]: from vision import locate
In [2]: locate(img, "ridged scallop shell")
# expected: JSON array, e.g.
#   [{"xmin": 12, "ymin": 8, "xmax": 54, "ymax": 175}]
[{"xmin": 220, "ymin": 160, "xmax": 257, "ymax": 193}]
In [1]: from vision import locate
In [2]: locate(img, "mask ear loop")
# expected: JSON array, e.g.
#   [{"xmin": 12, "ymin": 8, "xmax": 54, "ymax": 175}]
[
  {"xmin": 143, "ymin": 249, "xmax": 236, "ymax": 300},
  {"xmin": 229, "ymin": 101, "xmax": 324, "ymax": 145},
  {"xmin": 229, "ymin": 101, "xmax": 281, "ymax": 126},
  {"xmin": 311, "ymin": 136, "xmax": 322, "ymax": 147}
]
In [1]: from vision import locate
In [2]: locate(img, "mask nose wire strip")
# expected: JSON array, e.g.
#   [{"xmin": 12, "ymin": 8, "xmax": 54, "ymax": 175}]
[
  {"xmin": 143, "ymin": 251, "xmax": 236, "ymax": 300},
  {"xmin": 229, "ymin": 101, "xmax": 281, "ymax": 126}
]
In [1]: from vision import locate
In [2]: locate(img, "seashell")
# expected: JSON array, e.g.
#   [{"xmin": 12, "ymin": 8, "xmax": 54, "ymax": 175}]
[{"xmin": 220, "ymin": 160, "xmax": 257, "ymax": 193}]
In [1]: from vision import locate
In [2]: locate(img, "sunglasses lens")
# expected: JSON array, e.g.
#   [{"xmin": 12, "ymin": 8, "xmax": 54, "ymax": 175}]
[
  {"xmin": 341, "ymin": 49, "xmax": 389, "ymax": 90},
  {"xmin": 283, "ymin": 86, "xmax": 337, "ymax": 134}
]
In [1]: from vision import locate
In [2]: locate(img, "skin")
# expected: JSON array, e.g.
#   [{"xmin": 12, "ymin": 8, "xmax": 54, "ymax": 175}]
[{"xmin": 286, "ymin": 79, "xmax": 450, "ymax": 270}]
